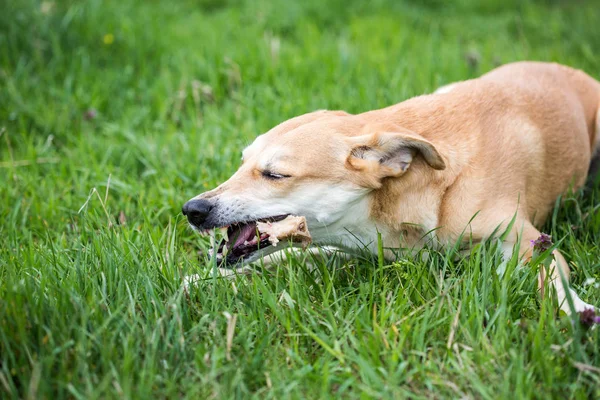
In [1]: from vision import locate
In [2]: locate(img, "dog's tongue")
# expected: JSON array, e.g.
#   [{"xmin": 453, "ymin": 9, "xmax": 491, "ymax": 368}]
[{"xmin": 233, "ymin": 223, "xmax": 257, "ymax": 248}]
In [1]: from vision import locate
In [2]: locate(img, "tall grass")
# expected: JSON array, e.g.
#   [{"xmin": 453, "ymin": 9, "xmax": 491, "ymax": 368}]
[{"xmin": 1, "ymin": 0, "xmax": 599, "ymax": 398}]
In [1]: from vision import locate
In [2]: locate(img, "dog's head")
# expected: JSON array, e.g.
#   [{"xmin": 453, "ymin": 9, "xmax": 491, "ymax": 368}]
[{"xmin": 183, "ymin": 110, "xmax": 445, "ymax": 266}]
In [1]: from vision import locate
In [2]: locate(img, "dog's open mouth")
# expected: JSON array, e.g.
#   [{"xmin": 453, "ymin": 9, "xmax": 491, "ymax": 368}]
[
  {"xmin": 203, "ymin": 214, "xmax": 313, "ymax": 266},
  {"xmin": 207, "ymin": 215, "xmax": 289, "ymax": 265}
]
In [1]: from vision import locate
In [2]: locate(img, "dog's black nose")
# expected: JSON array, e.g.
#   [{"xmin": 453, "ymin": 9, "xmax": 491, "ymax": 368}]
[{"xmin": 182, "ymin": 199, "xmax": 213, "ymax": 227}]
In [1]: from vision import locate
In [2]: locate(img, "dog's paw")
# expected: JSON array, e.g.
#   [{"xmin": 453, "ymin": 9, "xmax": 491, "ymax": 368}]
[
  {"xmin": 182, "ymin": 268, "xmax": 254, "ymax": 290},
  {"xmin": 183, "ymin": 273, "xmax": 201, "ymax": 291},
  {"xmin": 559, "ymin": 288, "xmax": 597, "ymax": 315},
  {"xmin": 215, "ymin": 267, "xmax": 254, "ymax": 277}
]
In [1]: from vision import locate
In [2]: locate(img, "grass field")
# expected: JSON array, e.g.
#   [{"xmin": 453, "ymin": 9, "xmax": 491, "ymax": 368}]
[{"xmin": 2, "ymin": 0, "xmax": 600, "ymax": 398}]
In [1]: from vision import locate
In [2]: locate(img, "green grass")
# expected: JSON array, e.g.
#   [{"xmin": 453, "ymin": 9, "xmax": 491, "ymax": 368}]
[{"xmin": 1, "ymin": 0, "xmax": 600, "ymax": 398}]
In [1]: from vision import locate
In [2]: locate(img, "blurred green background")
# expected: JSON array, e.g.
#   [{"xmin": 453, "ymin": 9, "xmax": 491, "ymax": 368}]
[{"xmin": 1, "ymin": 0, "xmax": 600, "ymax": 398}]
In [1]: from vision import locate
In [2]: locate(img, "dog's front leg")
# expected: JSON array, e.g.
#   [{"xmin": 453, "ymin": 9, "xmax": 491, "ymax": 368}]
[{"xmin": 542, "ymin": 250, "xmax": 595, "ymax": 314}]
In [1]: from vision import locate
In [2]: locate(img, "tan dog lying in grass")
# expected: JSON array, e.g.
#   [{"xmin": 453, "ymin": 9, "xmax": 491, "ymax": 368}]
[{"xmin": 183, "ymin": 61, "xmax": 599, "ymax": 314}]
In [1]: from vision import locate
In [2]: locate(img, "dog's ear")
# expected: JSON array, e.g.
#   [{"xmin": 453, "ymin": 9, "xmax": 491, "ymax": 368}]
[{"xmin": 346, "ymin": 126, "xmax": 445, "ymax": 183}]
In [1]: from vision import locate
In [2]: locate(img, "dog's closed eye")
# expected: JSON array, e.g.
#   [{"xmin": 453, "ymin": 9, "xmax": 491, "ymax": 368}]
[{"xmin": 261, "ymin": 170, "xmax": 291, "ymax": 180}]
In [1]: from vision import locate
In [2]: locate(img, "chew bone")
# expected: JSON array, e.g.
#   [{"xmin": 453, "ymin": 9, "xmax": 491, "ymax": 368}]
[{"xmin": 256, "ymin": 215, "xmax": 312, "ymax": 248}]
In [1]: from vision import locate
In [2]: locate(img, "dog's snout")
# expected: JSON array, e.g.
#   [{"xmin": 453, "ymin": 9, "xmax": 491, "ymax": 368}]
[{"xmin": 182, "ymin": 198, "xmax": 213, "ymax": 227}]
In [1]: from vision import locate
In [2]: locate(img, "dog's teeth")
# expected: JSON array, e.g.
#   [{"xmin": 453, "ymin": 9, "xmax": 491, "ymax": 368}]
[
  {"xmin": 220, "ymin": 227, "xmax": 229, "ymax": 242},
  {"xmin": 244, "ymin": 240, "xmax": 249, "ymax": 246},
  {"xmin": 208, "ymin": 248, "xmax": 214, "ymax": 257},
  {"xmin": 216, "ymin": 254, "xmax": 223, "ymax": 260}
]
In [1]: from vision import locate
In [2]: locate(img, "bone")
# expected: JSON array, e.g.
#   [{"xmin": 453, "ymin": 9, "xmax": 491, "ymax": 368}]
[
  {"xmin": 220, "ymin": 227, "xmax": 229, "ymax": 242},
  {"xmin": 257, "ymin": 215, "xmax": 312, "ymax": 248}
]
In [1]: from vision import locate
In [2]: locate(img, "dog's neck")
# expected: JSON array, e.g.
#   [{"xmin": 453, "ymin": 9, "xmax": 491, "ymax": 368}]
[
  {"xmin": 363, "ymin": 97, "xmax": 471, "ymax": 251},
  {"xmin": 369, "ymin": 157, "xmax": 450, "ymax": 251}
]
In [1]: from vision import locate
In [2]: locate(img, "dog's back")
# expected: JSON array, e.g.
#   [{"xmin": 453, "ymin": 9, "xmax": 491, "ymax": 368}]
[
  {"xmin": 480, "ymin": 62, "xmax": 600, "ymax": 152},
  {"xmin": 482, "ymin": 61, "xmax": 600, "ymax": 191},
  {"xmin": 396, "ymin": 62, "xmax": 600, "ymax": 234}
]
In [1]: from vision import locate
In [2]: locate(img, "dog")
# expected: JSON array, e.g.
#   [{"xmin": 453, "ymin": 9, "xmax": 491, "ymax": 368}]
[{"xmin": 183, "ymin": 61, "xmax": 599, "ymax": 314}]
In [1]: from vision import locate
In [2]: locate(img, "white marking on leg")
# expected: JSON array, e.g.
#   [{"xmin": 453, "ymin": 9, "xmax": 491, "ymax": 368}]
[{"xmin": 550, "ymin": 252, "xmax": 596, "ymax": 315}]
